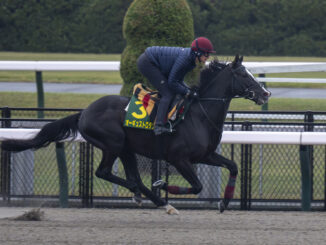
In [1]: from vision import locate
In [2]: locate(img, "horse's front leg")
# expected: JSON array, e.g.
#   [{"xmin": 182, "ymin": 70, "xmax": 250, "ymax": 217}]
[{"xmin": 202, "ymin": 152, "xmax": 238, "ymax": 212}]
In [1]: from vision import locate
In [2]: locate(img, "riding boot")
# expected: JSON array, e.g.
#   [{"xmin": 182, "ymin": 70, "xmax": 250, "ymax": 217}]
[{"xmin": 154, "ymin": 98, "xmax": 172, "ymax": 135}]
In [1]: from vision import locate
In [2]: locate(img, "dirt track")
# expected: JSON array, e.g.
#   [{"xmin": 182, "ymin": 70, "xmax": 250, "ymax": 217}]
[{"xmin": 1, "ymin": 207, "xmax": 326, "ymax": 245}]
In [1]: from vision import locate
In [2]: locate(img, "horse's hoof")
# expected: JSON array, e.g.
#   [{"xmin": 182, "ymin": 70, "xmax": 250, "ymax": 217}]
[
  {"xmin": 164, "ymin": 204, "xmax": 179, "ymax": 215},
  {"xmin": 219, "ymin": 198, "xmax": 230, "ymax": 213},
  {"xmin": 132, "ymin": 194, "xmax": 142, "ymax": 207},
  {"xmin": 219, "ymin": 200, "xmax": 226, "ymax": 213}
]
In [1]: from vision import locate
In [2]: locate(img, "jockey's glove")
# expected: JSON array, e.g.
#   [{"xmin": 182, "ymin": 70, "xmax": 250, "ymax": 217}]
[{"xmin": 186, "ymin": 89, "xmax": 199, "ymax": 100}]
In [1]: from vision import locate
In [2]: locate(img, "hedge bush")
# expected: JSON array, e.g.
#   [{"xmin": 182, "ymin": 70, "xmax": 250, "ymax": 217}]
[{"xmin": 119, "ymin": 0, "xmax": 194, "ymax": 96}]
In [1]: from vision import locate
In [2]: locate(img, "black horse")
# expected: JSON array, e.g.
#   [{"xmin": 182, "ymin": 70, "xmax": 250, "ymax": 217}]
[{"xmin": 2, "ymin": 55, "xmax": 270, "ymax": 214}]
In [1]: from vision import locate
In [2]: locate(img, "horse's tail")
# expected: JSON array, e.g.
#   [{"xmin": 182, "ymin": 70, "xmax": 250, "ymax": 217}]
[{"xmin": 1, "ymin": 112, "xmax": 81, "ymax": 152}]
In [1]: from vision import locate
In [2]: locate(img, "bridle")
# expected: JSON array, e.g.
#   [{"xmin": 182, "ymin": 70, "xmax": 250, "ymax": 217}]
[
  {"xmin": 196, "ymin": 64, "xmax": 261, "ymax": 131},
  {"xmin": 199, "ymin": 64, "xmax": 258, "ymax": 100},
  {"xmin": 230, "ymin": 65, "xmax": 262, "ymax": 100}
]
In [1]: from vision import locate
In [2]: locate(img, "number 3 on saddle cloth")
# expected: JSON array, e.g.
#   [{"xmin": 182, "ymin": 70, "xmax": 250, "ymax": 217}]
[{"xmin": 124, "ymin": 83, "xmax": 188, "ymax": 131}]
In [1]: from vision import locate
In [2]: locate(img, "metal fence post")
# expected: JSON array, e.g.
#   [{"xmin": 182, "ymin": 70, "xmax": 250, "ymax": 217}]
[
  {"xmin": 1, "ymin": 107, "xmax": 11, "ymax": 203},
  {"xmin": 112, "ymin": 159, "xmax": 119, "ymax": 197},
  {"xmin": 299, "ymin": 111, "xmax": 314, "ymax": 211},
  {"xmin": 151, "ymin": 160, "xmax": 161, "ymax": 197},
  {"xmin": 240, "ymin": 121, "xmax": 252, "ymax": 210},
  {"xmin": 54, "ymin": 127, "xmax": 69, "ymax": 207},
  {"xmin": 79, "ymin": 142, "xmax": 93, "ymax": 208},
  {"xmin": 56, "ymin": 142, "xmax": 68, "ymax": 208},
  {"xmin": 259, "ymin": 74, "xmax": 268, "ymax": 112},
  {"xmin": 324, "ymin": 145, "xmax": 326, "ymax": 211},
  {"xmin": 36, "ymin": 71, "xmax": 44, "ymax": 119},
  {"xmin": 300, "ymin": 145, "xmax": 312, "ymax": 211},
  {"xmin": 230, "ymin": 112, "xmax": 235, "ymax": 161},
  {"xmin": 0, "ymin": 150, "xmax": 10, "ymax": 202},
  {"xmin": 304, "ymin": 111, "xmax": 314, "ymax": 200},
  {"xmin": 79, "ymin": 143, "xmax": 85, "ymax": 206},
  {"xmin": 165, "ymin": 161, "xmax": 169, "ymax": 203},
  {"xmin": 153, "ymin": 136, "xmax": 166, "ymax": 199}
]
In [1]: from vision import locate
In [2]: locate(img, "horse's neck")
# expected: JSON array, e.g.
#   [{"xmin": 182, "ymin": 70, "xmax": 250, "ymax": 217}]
[
  {"xmin": 200, "ymin": 69, "xmax": 231, "ymax": 98},
  {"xmin": 206, "ymin": 99, "xmax": 230, "ymax": 127},
  {"xmin": 198, "ymin": 74, "xmax": 232, "ymax": 132}
]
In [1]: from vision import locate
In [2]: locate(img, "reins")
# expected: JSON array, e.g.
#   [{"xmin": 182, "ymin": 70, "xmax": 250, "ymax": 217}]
[
  {"xmin": 197, "ymin": 99, "xmax": 224, "ymax": 132},
  {"xmin": 196, "ymin": 74, "xmax": 231, "ymax": 132}
]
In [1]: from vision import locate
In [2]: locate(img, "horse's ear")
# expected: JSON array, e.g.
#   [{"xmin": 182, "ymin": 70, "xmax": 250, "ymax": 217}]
[
  {"xmin": 239, "ymin": 55, "xmax": 243, "ymax": 63},
  {"xmin": 234, "ymin": 54, "xmax": 239, "ymax": 63},
  {"xmin": 232, "ymin": 54, "xmax": 240, "ymax": 67}
]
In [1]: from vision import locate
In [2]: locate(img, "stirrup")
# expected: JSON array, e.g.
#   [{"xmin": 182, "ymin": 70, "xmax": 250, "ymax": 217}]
[
  {"xmin": 152, "ymin": 180, "xmax": 167, "ymax": 189},
  {"xmin": 153, "ymin": 122, "xmax": 174, "ymax": 136},
  {"xmin": 153, "ymin": 125, "xmax": 171, "ymax": 135}
]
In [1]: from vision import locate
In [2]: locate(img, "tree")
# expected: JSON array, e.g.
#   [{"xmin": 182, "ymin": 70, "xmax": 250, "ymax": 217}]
[{"xmin": 72, "ymin": 0, "xmax": 132, "ymax": 53}]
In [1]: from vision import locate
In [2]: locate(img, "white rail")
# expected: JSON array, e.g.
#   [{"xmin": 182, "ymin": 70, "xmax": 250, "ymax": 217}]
[
  {"xmin": 0, "ymin": 61, "xmax": 326, "ymax": 75},
  {"xmin": 257, "ymin": 77, "xmax": 326, "ymax": 83},
  {"xmin": 0, "ymin": 61, "xmax": 120, "ymax": 71},
  {"xmin": 1, "ymin": 128, "xmax": 326, "ymax": 145},
  {"xmin": 243, "ymin": 62, "xmax": 326, "ymax": 74}
]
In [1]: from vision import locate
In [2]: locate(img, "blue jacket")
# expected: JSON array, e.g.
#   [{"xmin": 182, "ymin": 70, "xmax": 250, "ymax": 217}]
[{"xmin": 145, "ymin": 46, "xmax": 196, "ymax": 95}]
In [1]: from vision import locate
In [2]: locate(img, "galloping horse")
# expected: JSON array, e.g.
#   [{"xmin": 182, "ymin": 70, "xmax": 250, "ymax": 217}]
[{"xmin": 2, "ymin": 55, "xmax": 270, "ymax": 214}]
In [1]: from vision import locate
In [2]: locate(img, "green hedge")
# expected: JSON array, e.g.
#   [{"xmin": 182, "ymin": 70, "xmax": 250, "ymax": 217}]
[{"xmin": 119, "ymin": 0, "xmax": 194, "ymax": 96}]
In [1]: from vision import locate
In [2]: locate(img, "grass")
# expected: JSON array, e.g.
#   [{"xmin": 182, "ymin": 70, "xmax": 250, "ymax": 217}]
[
  {"xmin": 0, "ymin": 71, "xmax": 123, "ymax": 84},
  {"xmin": 0, "ymin": 52, "xmax": 122, "ymax": 61},
  {"xmin": 0, "ymin": 52, "xmax": 325, "ymax": 87},
  {"xmin": 0, "ymin": 92, "xmax": 104, "ymax": 109}
]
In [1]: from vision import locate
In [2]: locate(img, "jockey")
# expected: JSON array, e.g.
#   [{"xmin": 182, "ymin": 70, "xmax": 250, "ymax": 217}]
[{"xmin": 137, "ymin": 37, "xmax": 216, "ymax": 135}]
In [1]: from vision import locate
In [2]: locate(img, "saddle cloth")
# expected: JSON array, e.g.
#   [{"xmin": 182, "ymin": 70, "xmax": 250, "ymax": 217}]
[{"xmin": 124, "ymin": 83, "xmax": 185, "ymax": 130}]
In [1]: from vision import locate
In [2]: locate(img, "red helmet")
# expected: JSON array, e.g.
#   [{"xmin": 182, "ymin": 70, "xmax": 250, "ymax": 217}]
[{"xmin": 191, "ymin": 37, "xmax": 215, "ymax": 54}]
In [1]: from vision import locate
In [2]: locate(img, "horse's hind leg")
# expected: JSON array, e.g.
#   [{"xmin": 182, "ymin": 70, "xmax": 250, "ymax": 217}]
[
  {"xmin": 95, "ymin": 150, "xmax": 139, "ymax": 192},
  {"xmin": 119, "ymin": 148, "xmax": 167, "ymax": 207},
  {"xmin": 79, "ymin": 117, "xmax": 140, "ymax": 193}
]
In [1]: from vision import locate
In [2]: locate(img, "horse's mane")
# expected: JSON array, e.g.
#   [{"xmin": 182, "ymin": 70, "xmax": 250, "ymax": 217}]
[{"xmin": 199, "ymin": 59, "xmax": 227, "ymax": 90}]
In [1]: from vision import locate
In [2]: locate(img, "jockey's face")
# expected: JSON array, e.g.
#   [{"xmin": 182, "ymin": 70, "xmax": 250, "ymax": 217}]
[{"xmin": 199, "ymin": 53, "xmax": 209, "ymax": 63}]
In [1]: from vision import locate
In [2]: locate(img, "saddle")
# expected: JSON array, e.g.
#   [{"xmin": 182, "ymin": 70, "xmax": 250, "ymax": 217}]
[{"xmin": 124, "ymin": 83, "xmax": 188, "ymax": 130}]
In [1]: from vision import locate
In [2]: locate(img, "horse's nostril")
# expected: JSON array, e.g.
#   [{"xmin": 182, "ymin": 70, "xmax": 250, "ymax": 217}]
[{"xmin": 263, "ymin": 91, "xmax": 271, "ymax": 97}]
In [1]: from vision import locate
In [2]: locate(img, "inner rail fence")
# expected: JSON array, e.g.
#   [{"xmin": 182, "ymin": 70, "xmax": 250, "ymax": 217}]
[
  {"xmin": 1, "ymin": 61, "xmax": 326, "ymax": 112},
  {"xmin": 1, "ymin": 107, "xmax": 326, "ymax": 211}
]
